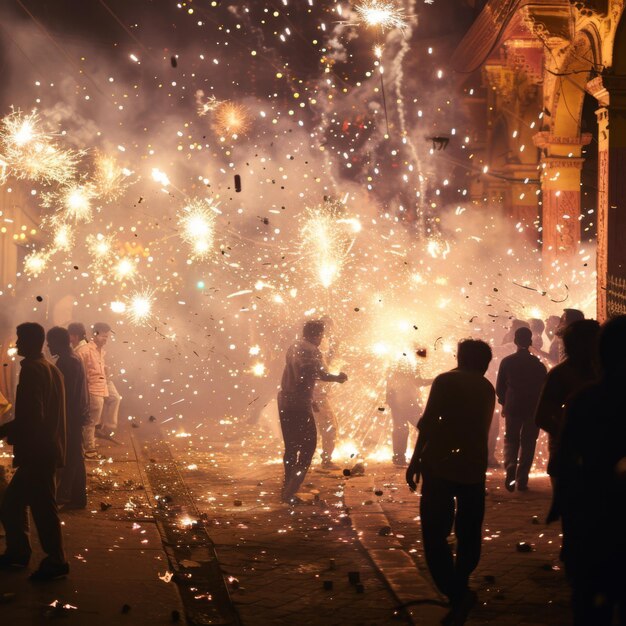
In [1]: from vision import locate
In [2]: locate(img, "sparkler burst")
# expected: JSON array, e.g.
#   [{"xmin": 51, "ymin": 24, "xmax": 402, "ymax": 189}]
[
  {"xmin": 93, "ymin": 153, "xmax": 133, "ymax": 201},
  {"xmin": 354, "ymin": 0, "xmax": 408, "ymax": 32},
  {"xmin": 23, "ymin": 250, "xmax": 50, "ymax": 276},
  {"xmin": 300, "ymin": 201, "xmax": 359, "ymax": 288},
  {"xmin": 52, "ymin": 223, "xmax": 73, "ymax": 251},
  {"xmin": 0, "ymin": 109, "xmax": 79, "ymax": 184},
  {"xmin": 212, "ymin": 101, "xmax": 251, "ymax": 138},
  {"xmin": 178, "ymin": 198, "xmax": 218, "ymax": 259},
  {"xmin": 87, "ymin": 233, "xmax": 114, "ymax": 259},
  {"xmin": 127, "ymin": 291, "xmax": 154, "ymax": 324}
]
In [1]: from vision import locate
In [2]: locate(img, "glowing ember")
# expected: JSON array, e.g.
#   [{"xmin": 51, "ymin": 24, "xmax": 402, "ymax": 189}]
[{"xmin": 355, "ymin": 1, "xmax": 408, "ymax": 31}]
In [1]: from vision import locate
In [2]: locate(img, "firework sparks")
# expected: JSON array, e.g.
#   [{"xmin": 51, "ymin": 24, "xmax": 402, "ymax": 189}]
[
  {"xmin": 0, "ymin": 110, "xmax": 79, "ymax": 184},
  {"xmin": 52, "ymin": 223, "xmax": 73, "ymax": 251},
  {"xmin": 300, "ymin": 202, "xmax": 358, "ymax": 288},
  {"xmin": 87, "ymin": 233, "xmax": 114, "ymax": 259},
  {"xmin": 114, "ymin": 257, "xmax": 136, "ymax": 281},
  {"xmin": 212, "ymin": 101, "xmax": 250, "ymax": 138},
  {"xmin": 93, "ymin": 153, "xmax": 132, "ymax": 201},
  {"xmin": 354, "ymin": 1, "xmax": 408, "ymax": 32},
  {"xmin": 23, "ymin": 250, "xmax": 50, "ymax": 276},
  {"xmin": 178, "ymin": 198, "xmax": 217, "ymax": 259},
  {"xmin": 195, "ymin": 89, "xmax": 221, "ymax": 117},
  {"xmin": 127, "ymin": 291, "xmax": 154, "ymax": 324}
]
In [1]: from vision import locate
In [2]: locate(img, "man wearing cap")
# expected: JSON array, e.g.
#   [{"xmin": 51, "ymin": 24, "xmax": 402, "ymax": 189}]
[
  {"xmin": 496, "ymin": 327, "xmax": 547, "ymax": 491},
  {"xmin": 75, "ymin": 322, "xmax": 111, "ymax": 459}
]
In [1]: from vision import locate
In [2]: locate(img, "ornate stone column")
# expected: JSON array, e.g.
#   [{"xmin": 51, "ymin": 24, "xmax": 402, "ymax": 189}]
[
  {"xmin": 587, "ymin": 75, "xmax": 626, "ymax": 320},
  {"xmin": 533, "ymin": 132, "xmax": 592, "ymax": 273}
]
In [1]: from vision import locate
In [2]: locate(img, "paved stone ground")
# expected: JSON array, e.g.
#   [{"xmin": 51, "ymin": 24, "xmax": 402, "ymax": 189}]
[
  {"xmin": 168, "ymin": 430, "xmax": 406, "ymax": 626},
  {"xmin": 0, "ymin": 429, "xmax": 185, "ymax": 625},
  {"xmin": 168, "ymin": 424, "xmax": 572, "ymax": 626}
]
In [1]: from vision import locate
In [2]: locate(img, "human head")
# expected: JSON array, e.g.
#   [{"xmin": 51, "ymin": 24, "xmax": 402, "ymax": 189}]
[
  {"xmin": 16, "ymin": 322, "xmax": 45, "ymax": 358},
  {"xmin": 556, "ymin": 308, "xmax": 584, "ymax": 337},
  {"xmin": 529, "ymin": 318, "xmax": 545, "ymax": 335},
  {"xmin": 598, "ymin": 315, "xmax": 626, "ymax": 378},
  {"xmin": 457, "ymin": 339, "xmax": 492, "ymax": 374},
  {"xmin": 562, "ymin": 319, "xmax": 600, "ymax": 364},
  {"xmin": 502, "ymin": 319, "xmax": 530, "ymax": 345},
  {"xmin": 67, "ymin": 322, "xmax": 87, "ymax": 348},
  {"xmin": 514, "ymin": 327, "xmax": 533, "ymax": 349},
  {"xmin": 545, "ymin": 315, "xmax": 561, "ymax": 339},
  {"xmin": 303, "ymin": 320, "xmax": 325, "ymax": 346},
  {"xmin": 92, "ymin": 322, "xmax": 112, "ymax": 348},
  {"xmin": 47, "ymin": 326, "xmax": 72, "ymax": 357}
]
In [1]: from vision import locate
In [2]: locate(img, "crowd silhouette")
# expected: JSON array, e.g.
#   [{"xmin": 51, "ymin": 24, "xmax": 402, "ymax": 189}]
[{"xmin": 1, "ymin": 312, "xmax": 625, "ymax": 626}]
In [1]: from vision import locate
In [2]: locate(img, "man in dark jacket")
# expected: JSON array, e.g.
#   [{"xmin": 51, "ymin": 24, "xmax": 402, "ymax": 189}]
[
  {"xmin": 278, "ymin": 320, "xmax": 347, "ymax": 503},
  {"xmin": 47, "ymin": 326, "xmax": 89, "ymax": 509},
  {"xmin": 0, "ymin": 322, "xmax": 69, "ymax": 580},
  {"xmin": 406, "ymin": 339, "xmax": 495, "ymax": 616},
  {"xmin": 555, "ymin": 315, "xmax": 626, "ymax": 625},
  {"xmin": 496, "ymin": 327, "xmax": 547, "ymax": 492}
]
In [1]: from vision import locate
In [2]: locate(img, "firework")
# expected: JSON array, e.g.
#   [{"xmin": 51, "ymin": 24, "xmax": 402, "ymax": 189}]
[
  {"xmin": 127, "ymin": 291, "xmax": 154, "ymax": 324},
  {"xmin": 93, "ymin": 153, "xmax": 133, "ymax": 201},
  {"xmin": 52, "ymin": 223, "xmax": 73, "ymax": 251},
  {"xmin": 212, "ymin": 101, "xmax": 250, "ymax": 138},
  {"xmin": 354, "ymin": 1, "xmax": 407, "ymax": 32},
  {"xmin": 300, "ymin": 201, "xmax": 358, "ymax": 288},
  {"xmin": 178, "ymin": 198, "xmax": 217, "ymax": 259},
  {"xmin": 0, "ymin": 110, "xmax": 79, "ymax": 184},
  {"xmin": 87, "ymin": 233, "xmax": 114, "ymax": 259},
  {"xmin": 23, "ymin": 250, "xmax": 50, "ymax": 276},
  {"xmin": 195, "ymin": 89, "xmax": 221, "ymax": 117},
  {"xmin": 151, "ymin": 167, "xmax": 170, "ymax": 187},
  {"xmin": 114, "ymin": 257, "xmax": 136, "ymax": 281}
]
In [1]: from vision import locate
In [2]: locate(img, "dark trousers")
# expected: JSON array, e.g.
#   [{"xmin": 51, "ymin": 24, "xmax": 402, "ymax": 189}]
[
  {"xmin": 420, "ymin": 473, "xmax": 485, "ymax": 601},
  {"xmin": 388, "ymin": 402, "xmax": 410, "ymax": 458},
  {"xmin": 503, "ymin": 413, "xmax": 539, "ymax": 487},
  {"xmin": 0, "ymin": 464, "xmax": 66, "ymax": 565},
  {"xmin": 278, "ymin": 396, "xmax": 317, "ymax": 500},
  {"xmin": 57, "ymin": 434, "xmax": 86, "ymax": 507},
  {"xmin": 567, "ymin": 559, "xmax": 626, "ymax": 626}
]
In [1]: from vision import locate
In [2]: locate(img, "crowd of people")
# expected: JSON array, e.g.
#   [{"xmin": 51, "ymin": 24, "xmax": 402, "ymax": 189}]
[
  {"xmin": 1, "ymin": 309, "xmax": 624, "ymax": 625},
  {"xmin": 277, "ymin": 312, "xmax": 626, "ymax": 625},
  {"xmin": 0, "ymin": 320, "xmax": 120, "ymax": 581}
]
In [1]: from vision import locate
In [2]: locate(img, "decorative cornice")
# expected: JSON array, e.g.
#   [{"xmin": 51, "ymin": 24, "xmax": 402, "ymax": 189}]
[{"xmin": 533, "ymin": 131, "xmax": 593, "ymax": 148}]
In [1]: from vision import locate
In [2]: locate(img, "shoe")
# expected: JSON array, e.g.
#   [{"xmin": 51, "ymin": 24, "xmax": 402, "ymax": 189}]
[
  {"xmin": 443, "ymin": 589, "xmax": 478, "ymax": 625},
  {"xmin": 392, "ymin": 455, "xmax": 408, "ymax": 467},
  {"xmin": 321, "ymin": 460, "xmax": 340, "ymax": 470},
  {"xmin": 0, "ymin": 553, "xmax": 29, "ymax": 570},
  {"xmin": 29, "ymin": 561, "xmax": 69, "ymax": 582},
  {"xmin": 504, "ymin": 468, "xmax": 516, "ymax": 492},
  {"xmin": 84, "ymin": 450, "xmax": 103, "ymax": 460}
]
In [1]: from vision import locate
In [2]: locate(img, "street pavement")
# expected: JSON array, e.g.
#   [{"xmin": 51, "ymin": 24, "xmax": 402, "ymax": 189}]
[
  {"xmin": 167, "ymin": 422, "xmax": 572, "ymax": 626},
  {"xmin": 1, "ymin": 420, "xmax": 573, "ymax": 625}
]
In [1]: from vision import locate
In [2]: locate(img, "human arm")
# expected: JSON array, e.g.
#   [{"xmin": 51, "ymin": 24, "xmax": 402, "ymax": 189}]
[
  {"xmin": 534, "ymin": 373, "xmax": 561, "ymax": 435},
  {"xmin": 495, "ymin": 360, "xmax": 507, "ymax": 406},
  {"xmin": 406, "ymin": 376, "xmax": 444, "ymax": 490}
]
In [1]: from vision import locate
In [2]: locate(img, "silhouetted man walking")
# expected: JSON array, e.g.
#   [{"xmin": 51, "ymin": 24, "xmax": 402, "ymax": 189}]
[
  {"xmin": 406, "ymin": 339, "xmax": 495, "ymax": 617},
  {"xmin": 0, "ymin": 322, "xmax": 69, "ymax": 580},
  {"xmin": 556, "ymin": 315, "xmax": 626, "ymax": 626},
  {"xmin": 496, "ymin": 327, "xmax": 547, "ymax": 491},
  {"xmin": 47, "ymin": 326, "xmax": 89, "ymax": 509},
  {"xmin": 278, "ymin": 320, "xmax": 347, "ymax": 503}
]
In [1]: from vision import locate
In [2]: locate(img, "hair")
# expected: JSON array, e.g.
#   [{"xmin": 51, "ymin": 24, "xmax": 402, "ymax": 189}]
[
  {"xmin": 93, "ymin": 322, "xmax": 112, "ymax": 335},
  {"xmin": 457, "ymin": 339, "xmax": 492, "ymax": 374},
  {"xmin": 16, "ymin": 322, "xmax": 45, "ymax": 354},
  {"xmin": 46, "ymin": 326, "xmax": 71, "ymax": 354},
  {"xmin": 529, "ymin": 318, "xmax": 545, "ymax": 334},
  {"xmin": 598, "ymin": 315, "xmax": 626, "ymax": 376},
  {"xmin": 514, "ymin": 326, "xmax": 533, "ymax": 348},
  {"xmin": 562, "ymin": 319, "xmax": 600, "ymax": 363},
  {"xmin": 303, "ymin": 319, "xmax": 325, "ymax": 341},
  {"xmin": 67, "ymin": 322, "xmax": 87, "ymax": 339}
]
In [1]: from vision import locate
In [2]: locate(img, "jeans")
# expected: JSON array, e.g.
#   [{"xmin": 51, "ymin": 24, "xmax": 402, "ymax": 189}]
[
  {"xmin": 0, "ymin": 464, "xmax": 66, "ymax": 565},
  {"xmin": 312, "ymin": 396, "xmax": 338, "ymax": 462},
  {"xmin": 420, "ymin": 473, "xmax": 486, "ymax": 601},
  {"xmin": 100, "ymin": 380, "xmax": 121, "ymax": 434},
  {"xmin": 83, "ymin": 394, "xmax": 104, "ymax": 451},
  {"xmin": 278, "ymin": 395, "xmax": 317, "ymax": 500},
  {"xmin": 56, "ymin": 432, "xmax": 87, "ymax": 507},
  {"xmin": 503, "ymin": 413, "xmax": 539, "ymax": 487}
]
